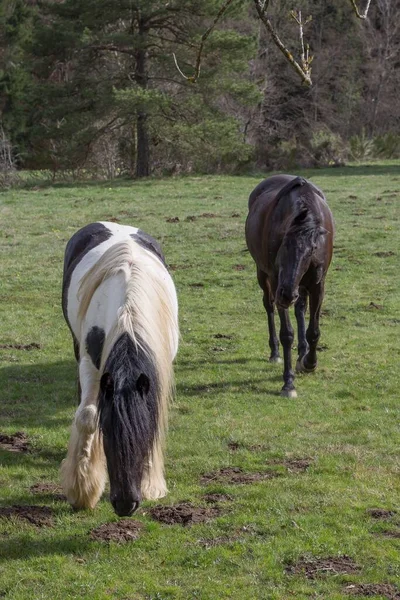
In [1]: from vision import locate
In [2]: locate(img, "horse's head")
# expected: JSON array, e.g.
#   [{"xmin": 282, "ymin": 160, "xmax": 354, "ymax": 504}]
[
  {"xmin": 276, "ymin": 207, "xmax": 327, "ymax": 309},
  {"xmin": 99, "ymin": 334, "xmax": 158, "ymax": 517}
]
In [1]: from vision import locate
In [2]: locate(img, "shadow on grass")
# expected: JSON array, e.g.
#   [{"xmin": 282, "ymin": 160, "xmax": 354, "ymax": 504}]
[
  {"xmin": 0, "ymin": 532, "xmax": 92, "ymax": 562},
  {"xmin": 0, "ymin": 359, "xmax": 77, "ymax": 432}
]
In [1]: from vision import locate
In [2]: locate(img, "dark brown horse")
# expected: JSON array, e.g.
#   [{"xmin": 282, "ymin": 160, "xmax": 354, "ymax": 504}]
[{"xmin": 245, "ymin": 175, "xmax": 334, "ymax": 398}]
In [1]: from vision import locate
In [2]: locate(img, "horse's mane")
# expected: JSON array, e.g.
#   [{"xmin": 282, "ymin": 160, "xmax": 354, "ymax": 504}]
[
  {"xmin": 77, "ymin": 239, "xmax": 179, "ymax": 447},
  {"xmin": 286, "ymin": 184, "xmax": 323, "ymax": 239}
]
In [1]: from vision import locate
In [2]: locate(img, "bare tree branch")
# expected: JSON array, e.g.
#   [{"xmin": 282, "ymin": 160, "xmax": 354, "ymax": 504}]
[
  {"xmin": 254, "ymin": 0, "xmax": 312, "ymax": 86},
  {"xmin": 349, "ymin": 0, "xmax": 373, "ymax": 19},
  {"xmin": 173, "ymin": 0, "xmax": 235, "ymax": 83}
]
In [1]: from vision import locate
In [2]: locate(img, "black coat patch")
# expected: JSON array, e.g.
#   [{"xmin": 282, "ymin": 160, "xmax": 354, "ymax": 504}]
[
  {"xmin": 86, "ymin": 326, "xmax": 106, "ymax": 370},
  {"xmin": 130, "ymin": 230, "xmax": 166, "ymax": 266},
  {"xmin": 62, "ymin": 222, "xmax": 112, "ymax": 327}
]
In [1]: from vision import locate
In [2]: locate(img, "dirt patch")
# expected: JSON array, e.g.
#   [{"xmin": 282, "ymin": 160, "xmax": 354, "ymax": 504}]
[
  {"xmin": 90, "ymin": 520, "xmax": 144, "ymax": 543},
  {"xmin": 201, "ymin": 466, "xmax": 279, "ymax": 485},
  {"xmin": 0, "ymin": 505, "xmax": 54, "ymax": 527},
  {"xmin": 213, "ymin": 333, "xmax": 233, "ymax": 340},
  {"xmin": 30, "ymin": 482, "xmax": 66, "ymax": 502},
  {"xmin": 185, "ymin": 215, "xmax": 197, "ymax": 222},
  {"xmin": 344, "ymin": 583, "xmax": 400, "ymax": 599},
  {"xmin": 367, "ymin": 508, "xmax": 397, "ymax": 520},
  {"xmin": 268, "ymin": 458, "xmax": 313, "ymax": 473},
  {"xmin": 0, "ymin": 343, "xmax": 41, "ymax": 351},
  {"xmin": 374, "ymin": 251, "xmax": 395, "ymax": 258},
  {"xmin": 231, "ymin": 212, "xmax": 240, "ymax": 218},
  {"xmin": 189, "ymin": 282, "xmax": 204, "ymax": 288},
  {"xmin": 199, "ymin": 212, "xmax": 218, "ymax": 218},
  {"xmin": 286, "ymin": 555, "xmax": 361, "ymax": 579},
  {"xmin": 233, "ymin": 264, "xmax": 246, "ymax": 271},
  {"xmin": 211, "ymin": 346, "xmax": 226, "ymax": 352},
  {"xmin": 227, "ymin": 441, "xmax": 242, "ymax": 451},
  {"xmin": 0, "ymin": 432, "xmax": 30, "ymax": 453},
  {"xmin": 149, "ymin": 502, "xmax": 220, "ymax": 526},
  {"xmin": 166, "ymin": 217, "xmax": 180, "ymax": 223},
  {"xmin": 379, "ymin": 530, "xmax": 400, "ymax": 539},
  {"xmin": 203, "ymin": 493, "xmax": 233, "ymax": 504},
  {"xmin": 368, "ymin": 302, "xmax": 383, "ymax": 310}
]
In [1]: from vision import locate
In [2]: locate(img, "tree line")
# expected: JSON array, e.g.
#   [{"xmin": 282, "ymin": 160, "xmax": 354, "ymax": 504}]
[{"xmin": 1, "ymin": 0, "xmax": 399, "ymax": 180}]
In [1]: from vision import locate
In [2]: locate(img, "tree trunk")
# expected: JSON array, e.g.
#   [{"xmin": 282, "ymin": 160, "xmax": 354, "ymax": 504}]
[{"xmin": 135, "ymin": 17, "xmax": 149, "ymax": 178}]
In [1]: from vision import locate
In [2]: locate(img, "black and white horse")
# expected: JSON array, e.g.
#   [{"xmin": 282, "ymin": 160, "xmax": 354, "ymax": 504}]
[{"xmin": 61, "ymin": 222, "xmax": 179, "ymax": 516}]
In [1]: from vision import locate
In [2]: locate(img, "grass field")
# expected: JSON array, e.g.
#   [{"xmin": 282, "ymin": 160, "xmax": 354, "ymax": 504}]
[{"xmin": 0, "ymin": 162, "xmax": 399, "ymax": 600}]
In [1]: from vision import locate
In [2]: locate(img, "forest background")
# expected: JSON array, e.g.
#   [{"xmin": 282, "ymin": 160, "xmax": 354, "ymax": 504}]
[{"xmin": 0, "ymin": 0, "xmax": 399, "ymax": 181}]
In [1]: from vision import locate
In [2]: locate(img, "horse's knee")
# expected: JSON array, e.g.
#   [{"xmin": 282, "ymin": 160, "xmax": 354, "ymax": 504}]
[
  {"xmin": 76, "ymin": 404, "xmax": 98, "ymax": 434},
  {"xmin": 279, "ymin": 332, "xmax": 294, "ymax": 348}
]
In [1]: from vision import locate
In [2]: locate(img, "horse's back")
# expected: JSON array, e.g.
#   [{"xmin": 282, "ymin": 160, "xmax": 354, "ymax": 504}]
[{"xmin": 62, "ymin": 222, "xmax": 175, "ymax": 348}]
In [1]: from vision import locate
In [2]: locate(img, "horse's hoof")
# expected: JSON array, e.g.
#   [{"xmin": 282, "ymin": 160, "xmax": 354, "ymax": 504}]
[
  {"xmin": 269, "ymin": 355, "xmax": 282, "ymax": 364},
  {"xmin": 280, "ymin": 388, "xmax": 297, "ymax": 399},
  {"xmin": 296, "ymin": 356, "xmax": 316, "ymax": 373}
]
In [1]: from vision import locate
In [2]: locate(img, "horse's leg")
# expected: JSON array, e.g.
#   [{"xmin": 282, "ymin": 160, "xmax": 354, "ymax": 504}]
[
  {"xmin": 295, "ymin": 289, "xmax": 309, "ymax": 371},
  {"xmin": 257, "ymin": 269, "xmax": 281, "ymax": 363},
  {"xmin": 61, "ymin": 354, "xmax": 106, "ymax": 510},
  {"xmin": 298, "ymin": 281, "xmax": 324, "ymax": 373},
  {"xmin": 277, "ymin": 307, "xmax": 297, "ymax": 398}
]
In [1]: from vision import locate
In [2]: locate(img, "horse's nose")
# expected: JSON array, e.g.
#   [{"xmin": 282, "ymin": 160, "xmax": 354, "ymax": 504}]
[
  {"xmin": 277, "ymin": 287, "xmax": 298, "ymax": 307},
  {"xmin": 111, "ymin": 496, "xmax": 140, "ymax": 517}
]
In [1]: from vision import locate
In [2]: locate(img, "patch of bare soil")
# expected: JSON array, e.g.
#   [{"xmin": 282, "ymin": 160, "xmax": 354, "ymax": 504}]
[
  {"xmin": 149, "ymin": 502, "xmax": 220, "ymax": 526},
  {"xmin": 90, "ymin": 520, "xmax": 144, "ymax": 543},
  {"xmin": 203, "ymin": 493, "xmax": 233, "ymax": 504},
  {"xmin": 374, "ymin": 251, "xmax": 395, "ymax": 257},
  {"xmin": 233, "ymin": 264, "xmax": 246, "ymax": 271},
  {"xmin": 367, "ymin": 508, "xmax": 397, "ymax": 520},
  {"xmin": 379, "ymin": 530, "xmax": 400, "ymax": 539},
  {"xmin": 368, "ymin": 302, "xmax": 384, "ymax": 310},
  {"xmin": 199, "ymin": 212, "xmax": 218, "ymax": 218},
  {"xmin": 227, "ymin": 441, "xmax": 242, "ymax": 451},
  {"xmin": 213, "ymin": 333, "xmax": 233, "ymax": 340},
  {"xmin": 185, "ymin": 215, "xmax": 197, "ymax": 222},
  {"xmin": 344, "ymin": 583, "xmax": 400, "ymax": 599},
  {"xmin": 286, "ymin": 555, "xmax": 361, "ymax": 579},
  {"xmin": 231, "ymin": 212, "xmax": 240, "ymax": 218},
  {"xmin": 0, "ymin": 432, "xmax": 30, "ymax": 453},
  {"xmin": 30, "ymin": 482, "xmax": 66, "ymax": 502},
  {"xmin": 166, "ymin": 217, "xmax": 180, "ymax": 223},
  {"xmin": 201, "ymin": 466, "xmax": 279, "ymax": 485},
  {"xmin": 0, "ymin": 505, "xmax": 54, "ymax": 527},
  {"xmin": 0, "ymin": 343, "xmax": 41, "ymax": 351},
  {"xmin": 267, "ymin": 458, "xmax": 313, "ymax": 473},
  {"xmin": 188, "ymin": 282, "xmax": 204, "ymax": 288}
]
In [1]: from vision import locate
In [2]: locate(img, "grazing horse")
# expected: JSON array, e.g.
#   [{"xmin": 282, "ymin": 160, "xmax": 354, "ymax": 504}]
[
  {"xmin": 61, "ymin": 222, "xmax": 179, "ymax": 516},
  {"xmin": 245, "ymin": 175, "xmax": 334, "ymax": 398}
]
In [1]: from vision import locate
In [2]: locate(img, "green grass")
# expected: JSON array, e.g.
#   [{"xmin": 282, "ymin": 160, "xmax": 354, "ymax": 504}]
[{"xmin": 0, "ymin": 162, "xmax": 400, "ymax": 600}]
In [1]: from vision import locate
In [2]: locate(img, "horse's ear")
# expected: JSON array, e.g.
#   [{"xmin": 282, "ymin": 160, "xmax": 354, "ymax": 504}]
[
  {"xmin": 136, "ymin": 373, "xmax": 150, "ymax": 398},
  {"xmin": 100, "ymin": 372, "xmax": 114, "ymax": 395}
]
